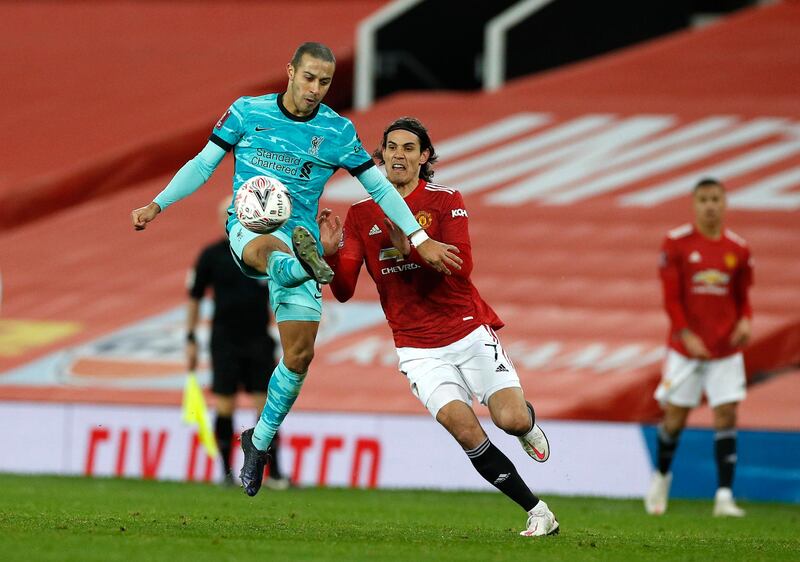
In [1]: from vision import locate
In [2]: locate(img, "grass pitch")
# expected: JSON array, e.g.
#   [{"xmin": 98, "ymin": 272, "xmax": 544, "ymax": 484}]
[{"xmin": 0, "ymin": 475, "xmax": 798, "ymax": 561}]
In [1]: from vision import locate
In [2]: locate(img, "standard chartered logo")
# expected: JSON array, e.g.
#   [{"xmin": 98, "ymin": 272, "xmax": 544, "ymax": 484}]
[{"xmin": 250, "ymin": 149, "xmax": 304, "ymax": 176}]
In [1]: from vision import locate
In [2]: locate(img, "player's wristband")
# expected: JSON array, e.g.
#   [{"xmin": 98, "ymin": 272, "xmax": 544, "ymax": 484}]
[
  {"xmin": 409, "ymin": 229, "xmax": 429, "ymax": 248},
  {"xmin": 186, "ymin": 332, "xmax": 196, "ymax": 343}
]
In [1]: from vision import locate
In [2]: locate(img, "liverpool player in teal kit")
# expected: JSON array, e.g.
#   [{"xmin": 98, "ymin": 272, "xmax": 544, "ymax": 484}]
[{"xmin": 131, "ymin": 43, "xmax": 461, "ymax": 496}]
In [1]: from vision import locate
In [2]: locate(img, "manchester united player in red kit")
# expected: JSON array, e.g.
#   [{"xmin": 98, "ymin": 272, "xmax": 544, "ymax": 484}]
[
  {"xmin": 646, "ymin": 178, "xmax": 753, "ymax": 517},
  {"xmin": 317, "ymin": 117, "xmax": 558, "ymax": 537}
]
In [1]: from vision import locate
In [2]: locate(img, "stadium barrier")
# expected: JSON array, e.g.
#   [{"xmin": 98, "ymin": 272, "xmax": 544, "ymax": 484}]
[{"xmin": 1, "ymin": 401, "xmax": 797, "ymax": 503}]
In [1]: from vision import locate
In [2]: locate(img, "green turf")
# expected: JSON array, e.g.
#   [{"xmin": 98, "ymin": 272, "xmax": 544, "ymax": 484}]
[{"xmin": 0, "ymin": 475, "xmax": 797, "ymax": 561}]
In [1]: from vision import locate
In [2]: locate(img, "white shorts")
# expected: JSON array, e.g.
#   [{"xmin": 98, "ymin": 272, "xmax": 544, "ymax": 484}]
[
  {"xmin": 654, "ymin": 349, "xmax": 746, "ymax": 408},
  {"xmin": 396, "ymin": 325, "xmax": 522, "ymax": 418}
]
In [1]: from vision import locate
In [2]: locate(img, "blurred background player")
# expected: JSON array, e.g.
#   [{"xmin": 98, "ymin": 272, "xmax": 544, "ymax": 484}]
[
  {"xmin": 130, "ymin": 42, "xmax": 462, "ymax": 496},
  {"xmin": 317, "ymin": 117, "xmax": 558, "ymax": 537},
  {"xmin": 186, "ymin": 198, "xmax": 290, "ymax": 489},
  {"xmin": 646, "ymin": 177, "xmax": 753, "ymax": 517}
]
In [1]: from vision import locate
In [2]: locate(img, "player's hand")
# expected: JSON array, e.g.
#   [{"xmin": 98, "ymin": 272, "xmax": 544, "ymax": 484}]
[
  {"xmin": 317, "ymin": 208, "xmax": 343, "ymax": 256},
  {"xmin": 680, "ymin": 329, "xmax": 711, "ymax": 360},
  {"xmin": 383, "ymin": 218, "xmax": 411, "ymax": 256},
  {"xmin": 186, "ymin": 341, "xmax": 198, "ymax": 372},
  {"xmin": 131, "ymin": 202, "xmax": 161, "ymax": 231},
  {"xmin": 416, "ymin": 237, "xmax": 462, "ymax": 275},
  {"xmin": 729, "ymin": 317, "xmax": 752, "ymax": 348}
]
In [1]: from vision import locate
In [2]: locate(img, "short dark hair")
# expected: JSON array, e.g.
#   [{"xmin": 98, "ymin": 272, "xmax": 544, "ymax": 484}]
[
  {"xmin": 291, "ymin": 42, "xmax": 335, "ymax": 68},
  {"xmin": 372, "ymin": 117, "xmax": 438, "ymax": 181},
  {"xmin": 693, "ymin": 177, "xmax": 725, "ymax": 192}
]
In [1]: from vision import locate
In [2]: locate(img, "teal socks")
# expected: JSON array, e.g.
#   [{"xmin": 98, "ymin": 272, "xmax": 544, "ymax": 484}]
[
  {"xmin": 267, "ymin": 251, "xmax": 309, "ymax": 288},
  {"xmin": 252, "ymin": 359, "xmax": 306, "ymax": 451}
]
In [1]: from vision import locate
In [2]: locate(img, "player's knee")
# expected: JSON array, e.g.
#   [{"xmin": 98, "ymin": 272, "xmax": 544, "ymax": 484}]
[
  {"xmin": 215, "ymin": 395, "xmax": 236, "ymax": 417},
  {"xmin": 663, "ymin": 405, "xmax": 690, "ymax": 434},
  {"xmin": 662, "ymin": 418, "xmax": 685, "ymax": 437},
  {"xmin": 242, "ymin": 243, "xmax": 267, "ymax": 272},
  {"xmin": 283, "ymin": 348, "xmax": 314, "ymax": 374},
  {"xmin": 449, "ymin": 422, "xmax": 485, "ymax": 449},
  {"xmin": 713, "ymin": 404, "xmax": 737, "ymax": 429},
  {"xmin": 436, "ymin": 407, "xmax": 483, "ymax": 448},
  {"xmin": 494, "ymin": 408, "xmax": 530, "ymax": 436}
]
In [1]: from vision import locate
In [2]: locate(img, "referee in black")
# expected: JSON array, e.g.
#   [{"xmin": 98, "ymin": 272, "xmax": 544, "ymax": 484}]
[{"xmin": 186, "ymin": 198, "xmax": 289, "ymax": 488}]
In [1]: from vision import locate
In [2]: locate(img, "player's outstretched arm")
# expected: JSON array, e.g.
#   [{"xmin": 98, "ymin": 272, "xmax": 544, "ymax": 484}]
[
  {"xmin": 130, "ymin": 141, "xmax": 226, "ymax": 231},
  {"xmin": 131, "ymin": 202, "xmax": 161, "ymax": 231},
  {"xmin": 413, "ymin": 234, "xmax": 462, "ymax": 275},
  {"xmin": 354, "ymin": 166, "xmax": 461, "ymax": 274},
  {"xmin": 383, "ymin": 218, "xmax": 462, "ymax": 276}
]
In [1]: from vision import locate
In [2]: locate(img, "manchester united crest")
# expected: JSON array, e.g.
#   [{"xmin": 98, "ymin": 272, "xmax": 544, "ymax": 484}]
[
  {"xmin": 415, "ymin": 210, "xmax": 433, "ymax": 229},
  {"xmin": 724, "ymin": 252, "xmax": 738, "ymax": 269}
]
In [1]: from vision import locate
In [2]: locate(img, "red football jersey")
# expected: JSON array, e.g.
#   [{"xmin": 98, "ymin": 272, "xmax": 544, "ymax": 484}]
[
  {"xmin": 659, "ymin": 223, "xmax": 753, "ymax": 359},
  {"xmin": 325, "ymin": 179, "xmax": 503, "ymax": 348}
]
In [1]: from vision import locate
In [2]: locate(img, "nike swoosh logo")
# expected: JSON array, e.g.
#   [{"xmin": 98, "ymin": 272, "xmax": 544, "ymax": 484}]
[
  {"xmin": 255, "ymin": 126, "xmax": 273, "ymax": 132},
  {"xmin": 532, "ymin": 447, "xmax": 546, "ymax": 460}
]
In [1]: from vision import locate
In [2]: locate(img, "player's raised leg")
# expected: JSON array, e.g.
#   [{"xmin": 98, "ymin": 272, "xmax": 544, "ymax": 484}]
[
  {"xmin": 236, "ymin": 228, "xmax": 325, "ymax": 288},
  {"xmin": 250, "ymin": 233, "xmax": 307, "ymax": 287},
  {"xmin": 519, "ymin": 401, "xmax": 550, "ymax": 462},
  {"xmin": 292, "ymin": 226, "xmax": 333, "ymax": 284},
  {"xmin": 487, "ymin": 389, "xmax": 550, "ymax": 463},
  {"xmin": 462, "ymin": 331, "xmax": 551, "ymax": 463}
]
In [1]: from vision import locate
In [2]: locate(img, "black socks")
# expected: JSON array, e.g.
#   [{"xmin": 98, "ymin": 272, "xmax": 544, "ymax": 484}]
[
  {"xmin": 715, "ymin": 429, "xmax": 737, "ymax": 489},
  {"xmin": 214, "ymin": 415, "xmax": 234, "ymax": 475},
  {"xmin": 466, "ymin": 438, "xmax": 539, "ymax": 512},
  {"xmin": 656, "ymin": 424, "xmax": 680, "ymax": 475}
]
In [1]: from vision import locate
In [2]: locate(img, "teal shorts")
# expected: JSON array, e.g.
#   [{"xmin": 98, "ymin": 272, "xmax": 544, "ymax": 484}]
[{"xmin": 228, "ymin": 221, "xmax": 322, "ymax": 323}]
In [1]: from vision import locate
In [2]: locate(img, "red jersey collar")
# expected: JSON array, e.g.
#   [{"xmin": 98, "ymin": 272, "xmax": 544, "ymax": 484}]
[
  {"xmin": 693, "ymin": 223, "xmax": 725, "ymax": 242},
  {"xmin": 402, "ymin": 178, "xmax": 427, "ymax": 202}
]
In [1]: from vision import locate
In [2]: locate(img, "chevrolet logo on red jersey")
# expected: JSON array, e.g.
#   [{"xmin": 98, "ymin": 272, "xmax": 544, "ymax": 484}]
[
  {"xmin": 379, "ymin": 247, "xmax": 404, "ymax": 262},
  {"xmin": 692, "ymin": 269, "xmax": 730, "ymax": 286}
]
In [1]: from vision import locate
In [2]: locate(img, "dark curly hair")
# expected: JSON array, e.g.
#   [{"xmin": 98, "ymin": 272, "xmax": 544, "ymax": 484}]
[{"xmin": 372, "ymin": 117, "xmax": 438, "ymax": 181}]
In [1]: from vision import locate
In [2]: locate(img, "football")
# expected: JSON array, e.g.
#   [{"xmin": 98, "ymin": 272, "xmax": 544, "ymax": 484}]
[{"xmin": 234, "ymin": 175, "xmax": 292, "ymax": 234}]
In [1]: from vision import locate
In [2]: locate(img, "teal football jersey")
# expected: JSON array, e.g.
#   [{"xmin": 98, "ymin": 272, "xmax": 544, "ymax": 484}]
[{"xmin": 211, "ymin": 93, "xmax": 373, "ymax": 238}]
